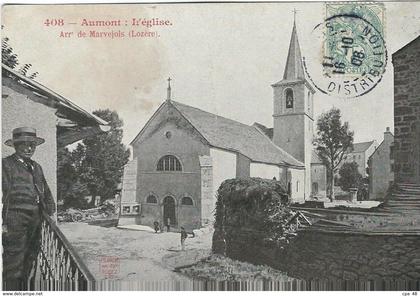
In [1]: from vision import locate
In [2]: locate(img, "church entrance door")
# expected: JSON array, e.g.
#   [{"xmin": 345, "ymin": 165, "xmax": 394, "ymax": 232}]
[
  {"xmin": 163, "ymin": 196, "xmax": 176, "ymax": 226},
  {"xmin": 312, "ymin": 182, "xmax": 319, "ymax": 194}
]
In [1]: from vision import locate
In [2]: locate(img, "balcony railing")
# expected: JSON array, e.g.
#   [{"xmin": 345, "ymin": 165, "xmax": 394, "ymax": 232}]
[{"xmin": 34, "ymin": 211, "xmax": 95, "ymax": 291}]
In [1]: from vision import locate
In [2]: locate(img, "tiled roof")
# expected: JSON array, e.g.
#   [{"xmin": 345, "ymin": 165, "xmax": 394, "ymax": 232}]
[
  {"xmin": 311, "ymin": 151, "xmax": 324, "ymax": 164},
  {"xmin": 252, "ymin": 122, "xmax": 273, "ymax": 140},
  {"xmin": 171, "ymin": 101, "xmax": 304, "ymax": 168},
  {"xmin": 348, "ymin": 141, "xmax": 376, "ymax": 153}
]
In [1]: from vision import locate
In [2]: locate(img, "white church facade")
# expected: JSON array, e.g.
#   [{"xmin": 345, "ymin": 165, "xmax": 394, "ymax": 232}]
[{"xmin": 118, "ymin": 20, "xmax": 327, "ymax": 230}]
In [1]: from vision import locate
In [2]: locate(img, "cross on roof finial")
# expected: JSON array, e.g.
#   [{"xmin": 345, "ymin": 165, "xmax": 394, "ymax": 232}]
[
  {"xmin": 166, "ymin": 77, "xmax": 172, "ymax": 101},
  {"xmin": 293, "ymin": 9, "xmax": 298, "ymax": 23}
]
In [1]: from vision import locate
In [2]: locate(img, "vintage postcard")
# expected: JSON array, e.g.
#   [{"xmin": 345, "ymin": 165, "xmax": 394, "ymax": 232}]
[{"xmin": 1, "ymin": 1, "xmax": 420, "ymax": 292}]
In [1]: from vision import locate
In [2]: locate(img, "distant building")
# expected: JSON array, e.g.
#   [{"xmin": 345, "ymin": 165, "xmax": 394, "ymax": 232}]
[
  {"xmin": 368, "ymin": 127, "xmax": 394, "ymax": 200},
  {"xmin": 392, "ymin": 35, "xmax": 420, "ymax": 184},
  {"xmin": 339, "ymin": 141, "xmax": 378, "ymax": 177},
  {"xmin": 119, "ymin": 20, "xmax": 327, "ymax": 230},
  {"xmin": 311, "ymin": 152, "xmax": 327, "ymax": 197},
  {"xmin": 2, "ymin": 64, "xmax": 109, "ymax": 208}
]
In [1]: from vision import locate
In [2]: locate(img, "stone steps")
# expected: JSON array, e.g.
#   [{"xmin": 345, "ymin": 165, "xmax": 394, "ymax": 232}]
[
  {"xmin": 387, "ymin": 200, "xmax": 420, "ymax": 206},
  {"xmin": 391, "ymin": 198, "xmax": 420, "ymax": 203},
  {"xmin": 392, "ymin": 193, "xmax": 420, "ymax": 199},
  {"xmin": 398, "ymin": 182, "xmax": 420, "ymax": 187},
  {"xmin": 380, "ymin": 207, "xmax": 420, "ymax": 214},
  {"xmin": 383, "ymin": 183, "xmax": 420, "ymax": 213},
  {"xmin": 397, "ymin": 183, "xmax": 420, "ymax": 193},
  {"xmin": 400, "ymin": 190, "xmax": 420, "ymax": 195}
]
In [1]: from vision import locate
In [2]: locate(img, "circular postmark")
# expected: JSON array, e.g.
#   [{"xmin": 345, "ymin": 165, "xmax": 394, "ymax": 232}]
[{"xmin": 303, "ymin": 14, "xmax": 388, "ymax": 98}]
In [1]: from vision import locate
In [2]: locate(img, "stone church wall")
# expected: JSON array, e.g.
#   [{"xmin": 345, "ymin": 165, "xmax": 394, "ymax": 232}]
[
  {"xmin": 250, "ymin": 162, "xmax": 279, "ymax": 179},
  {"xmin": 289, "ymin": 168, "xmax": 305, "ymax": 203},
  {"xmin": 131, "ymin": 104, "xmax": 209, "ymax": 230},
  {"xmin": 209, "ymin": 148, "xmax": 237, "ymax": 223},
  {"xmin": 236, "ymin": 153, "xmax": 251, "ymax": 178},
  {"xmin": 393, "ymin": 37, "xmax": 420, "ymax": 183},
  {"xmin": 200, "ymin": 155, "xmax": 213, "ymax": 225}
]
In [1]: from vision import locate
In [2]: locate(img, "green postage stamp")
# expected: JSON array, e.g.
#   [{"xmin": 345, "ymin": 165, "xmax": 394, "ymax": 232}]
[{"xmin": 304, "ymin": 3, "xmax": 387, "ymax": 98}]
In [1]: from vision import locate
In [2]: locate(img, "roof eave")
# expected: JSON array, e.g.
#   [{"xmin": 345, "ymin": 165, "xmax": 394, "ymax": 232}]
[{"xmin": 2, "ymin": 64, "xmax": 108, "ymax": 127}]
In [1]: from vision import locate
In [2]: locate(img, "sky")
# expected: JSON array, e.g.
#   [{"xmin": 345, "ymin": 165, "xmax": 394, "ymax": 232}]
[{"xmin": 2, "ymin": 2, "xmax": 420, "ymax": 148}]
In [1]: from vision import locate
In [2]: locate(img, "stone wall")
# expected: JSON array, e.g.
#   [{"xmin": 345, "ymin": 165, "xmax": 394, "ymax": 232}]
[
  {"xmin": 393, "ymin": 36, "xmax": 420, "ymax": 183},
  {"xmin": 213, "ymin": 178, "xmax": 420, "ymax": 281},
  {"xmin": 278, "ymin": 231, "xmax": 420, "ymax": 281},
  {"xmin": 215, "ymin": 226, "xmax": 420, "ymax": 281}
]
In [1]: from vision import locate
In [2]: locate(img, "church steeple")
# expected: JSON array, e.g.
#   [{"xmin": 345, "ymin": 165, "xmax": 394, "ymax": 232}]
[
  {"xmin": 272, "ymin": 12, "xmax": 315, "ymax": 201},
  {"xmin": 283, "ymin": 17, "xmax": 305, "ymax": 80}
]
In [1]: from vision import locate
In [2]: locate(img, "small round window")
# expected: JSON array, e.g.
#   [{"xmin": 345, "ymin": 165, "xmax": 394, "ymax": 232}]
[{"xmin": 165, "ymin": 131, "xmax": 172, "ymax": 139}]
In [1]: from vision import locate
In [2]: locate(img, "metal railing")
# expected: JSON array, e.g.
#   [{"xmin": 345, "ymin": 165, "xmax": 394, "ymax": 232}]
[{"xmin": 35, "ymin": 211, "xmax": 95, "ymax": 291}]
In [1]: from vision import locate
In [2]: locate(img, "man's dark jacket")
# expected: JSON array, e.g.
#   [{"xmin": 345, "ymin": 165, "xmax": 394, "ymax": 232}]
[{"xmin": 2, "ymin": 154, "xmax": 56, "ymax": 221}]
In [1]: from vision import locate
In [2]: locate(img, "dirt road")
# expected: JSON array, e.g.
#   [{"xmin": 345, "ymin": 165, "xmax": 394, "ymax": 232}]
[{"xmin": 59, "ymin": 222, "xmax": 212, "ymax": 283}]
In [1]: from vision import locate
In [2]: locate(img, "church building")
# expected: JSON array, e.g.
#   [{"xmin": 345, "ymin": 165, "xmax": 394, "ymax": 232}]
[{"xmin": 118, "ymin": 20, "xmax": 327, "ymax": 230}]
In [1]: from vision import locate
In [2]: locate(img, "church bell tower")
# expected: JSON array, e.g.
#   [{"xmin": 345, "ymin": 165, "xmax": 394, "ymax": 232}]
[{"xmin": 272, "ymin": 18, "xmax": 315, "ymax": 199}]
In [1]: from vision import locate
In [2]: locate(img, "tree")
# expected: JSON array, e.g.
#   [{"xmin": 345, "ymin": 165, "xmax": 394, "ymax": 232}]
[
  {"xmin": 57, "ymin": 147, "xmax": 77, "ymax": 203},
  {"xmin": 63, "ymin": 181, "xmax": 90, "ymax": 210},
  {"xmin": 313, "ymin": 108, "xmax": 354, "ymax": 200},
  {"xmin": 338, "ymin": 162, "xmax": 362, "ymax": 192},
  {"xmin": 76, "ymin": 109, "xmax": 130, "ymax": 206},
  {"xmin": 57, "ymin": 147, "xmax": 92, "ymax": 210},
  {"xmin": 2, "ymin": 32, "xmax": 38, "ymax": 78}
]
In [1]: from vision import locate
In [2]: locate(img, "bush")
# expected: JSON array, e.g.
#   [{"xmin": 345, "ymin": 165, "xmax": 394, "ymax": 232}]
[
  {"xmin": 63, "ymin": 193, "xmax": 89, "ymax": 210},
  {"xmin": 338, "ymin": 162, "xmax": 363, "ymax": 192},
  {"xmin": 213, "ymin": 178, "xmax": 296, "ymax": 254}
]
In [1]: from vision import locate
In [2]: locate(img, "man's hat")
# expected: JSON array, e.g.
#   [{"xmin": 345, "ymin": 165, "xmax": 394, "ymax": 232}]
[{"xmin": 4, "ymin": 127, "xmax": 45, "ymax": 147}]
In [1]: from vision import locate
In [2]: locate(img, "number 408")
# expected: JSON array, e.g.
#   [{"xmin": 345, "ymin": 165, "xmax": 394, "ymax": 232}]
[{"xmin": 44, "ymin": 19, "xmax": 64, "ymax": 26}]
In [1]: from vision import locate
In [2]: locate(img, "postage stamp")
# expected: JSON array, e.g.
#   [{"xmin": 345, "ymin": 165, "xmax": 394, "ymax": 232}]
[{"xmin": 304, "ymin": 3, "xmax": 387, "ymax": 98}]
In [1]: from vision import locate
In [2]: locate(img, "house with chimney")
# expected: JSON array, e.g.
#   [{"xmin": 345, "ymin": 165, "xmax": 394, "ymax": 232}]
[
  {"xmin": 368, "ymin": 127, "xmax": 394, "ymax": 200},
  {"xmin": 338, "ymin": 141, "xmax": 378, "ymax": 178}
]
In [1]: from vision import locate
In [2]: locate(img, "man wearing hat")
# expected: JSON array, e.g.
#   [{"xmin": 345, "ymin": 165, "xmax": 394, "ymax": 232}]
[{"xmin": 2, "ymin": 127, "xmax": 56, "ymax": 290}]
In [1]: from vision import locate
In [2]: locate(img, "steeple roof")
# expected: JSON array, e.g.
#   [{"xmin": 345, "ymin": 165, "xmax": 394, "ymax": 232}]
[{"xmin": 283, "ymin": 20, "xmax": 305, "ymax": 80}]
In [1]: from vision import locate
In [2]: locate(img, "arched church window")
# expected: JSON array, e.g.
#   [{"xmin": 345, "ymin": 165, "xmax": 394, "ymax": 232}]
[
  {"xmin": 181, "ymin": 196, "xmax": 193, "ymax": 205},
  {"xmin": 285, "ymin": 89, "xmax": 294, "ymax": 109},
  {"xmin": 157, "ymin": 155, "xmax": 182, "ymax": 171},
  {"xmin": 146, "ymin": 195, "xmax": 157, "ymax": 204}
]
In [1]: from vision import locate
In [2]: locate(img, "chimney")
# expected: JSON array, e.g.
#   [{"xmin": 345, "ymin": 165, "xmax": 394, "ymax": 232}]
[{"xmin": 384, "ymin": 127, "xmax": 393, "ymax": 143}]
